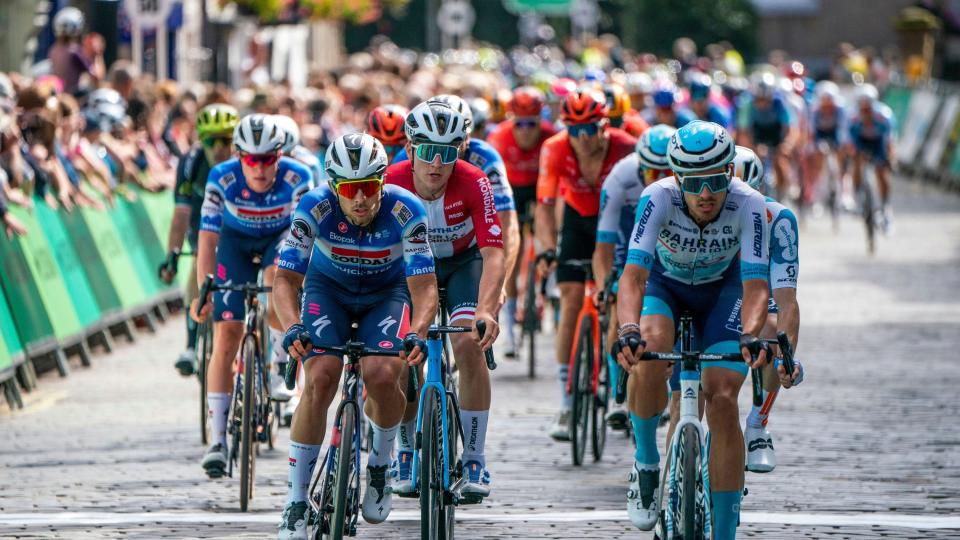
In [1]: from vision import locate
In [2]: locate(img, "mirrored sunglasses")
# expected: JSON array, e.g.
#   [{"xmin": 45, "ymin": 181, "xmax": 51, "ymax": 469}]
[
  {"xmin": 414, "ymin": 143, "xmax": 460, "ymax": 165},
  {"xmin": 679, "ymin": 172, "xmax": 731, "ymax": 194},
  {"xmin": 335, "ymin": 177, "xmax": 384, "ymax": 199},
  {"xmin": 240, "ymin": 152, "xmax": 279, "ymax": 167},
  {"xmin": 567, "ymin": 122, "xmax": 601, "ymax": 137}
]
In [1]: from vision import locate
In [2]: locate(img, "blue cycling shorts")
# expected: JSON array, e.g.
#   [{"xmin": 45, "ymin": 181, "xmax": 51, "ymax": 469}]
[
  {"xmin": 300, "ymin": 275, "xmax": 411, "ymax": 361},
  {"xmin": 854, "ymin": 136, "xmax": 889, "ymax": 166},
  {"xmin": 214, "ymin": 228, "xmax": 284, "ymax": 322}
]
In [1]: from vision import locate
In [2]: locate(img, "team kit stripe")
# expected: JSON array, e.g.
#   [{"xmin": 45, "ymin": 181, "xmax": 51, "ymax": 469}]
[{"xmin": 330, "ymin": 246, "xmax": 392, "ymax": 258}]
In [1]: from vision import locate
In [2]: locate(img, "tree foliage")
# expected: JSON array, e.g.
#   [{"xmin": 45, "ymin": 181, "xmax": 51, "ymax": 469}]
[{"xmin": 223, "ymin": 0, "xmax": 411, "ymax": 25}]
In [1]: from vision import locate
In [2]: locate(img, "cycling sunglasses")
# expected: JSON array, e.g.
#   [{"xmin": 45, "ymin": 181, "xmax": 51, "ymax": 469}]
[
  {"xmin": 240, "ymin": 152, "xmax": 280, "ymax": 167},
  {"xmin": 414, "ymin": 143, "xmax": 460, "ymax": 165},
  {"xmin": 679, "ymin": 171, "xmax": 731, "ymax": 194},
  {"xmin": 335, "ymin": 177, "xmax": 384, "ymax": 199},
  {"xmin": 643, "ymin": 167, "xmax": 671, "ymax": 183},
  {"xmin": 567, "ymin": 122, "xmax": 601, "ymax": 137},
  {"xmin": 203, "ymin": 135, "xmax": 232, "ymax": 149},
  {"xmin": 514, "ymin": 117, "xmax": 539, "ymax": 129}
]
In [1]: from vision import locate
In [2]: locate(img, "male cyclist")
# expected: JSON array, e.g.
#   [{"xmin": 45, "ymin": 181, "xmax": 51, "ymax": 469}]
[
  {"xmin": 487, "ymin": 86, "xmax": 558, "ymax": 356},
  {"xmin": 191, "ymin": 114, "xmax": 312, "ymax": 478},
  {"xmin": 386, "ymin": 100, "xmax": 505, "ymax": 500},
  {"xmin": 366, "ymin": 104, "xmax": 408, "ymax": 162},
  {"xmin": 643, "ymin": 84, "xmax": 695, "ymax": 128},
  {"xmin": 615, "ymin": 121, "xmax": 770, "ymax": 537},
  {"xmin": 848, "ymin": 83, "xmax": 895, "ymax": 232},
  {"xmin": 685, "ymin": 72, "xmax": 734, "ymax": 132},
  {"xmin": 736, "ymin": 72, "xmax": 799, "ymax": 198},
  {"xmin": 594, "ymin": 124, "xmax": 676, "ymax": 428},
  {"xmin": 274, "ymin": 114, "xmax": 325, "ymax": 189},
  {"xmin": 160, "ymin": 104, "xmax": 238, "ymax": 376},
  {"xmin": 604, "ymin": 83, "xmax": 649, "ymax": 138},
  {"xmin": 274, "ymin": 133, "xmax": 438, "ymax": 538},
  {"xmin": 536, "ymin": 87, "xmax": 637, "ymax": 440}
]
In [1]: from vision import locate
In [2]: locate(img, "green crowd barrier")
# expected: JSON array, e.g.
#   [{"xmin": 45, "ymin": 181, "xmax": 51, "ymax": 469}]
[
  {"xmin": 77, "ymin": 197, "xmax": 148, "ymax": 310},
  {"xmin": 0, "ymin": 289, "xmax": 22, "ymax": 374},
  {"xmin": 109, "ymin": 197, "xmax": 161, "ymax": 299},
  {"xmin": 882, "ymin": 85, "xmax": 913, "ymax": 137},
  {"xmin": 0, "ymin": 213, "xmax": 55, "ymax": 351}
]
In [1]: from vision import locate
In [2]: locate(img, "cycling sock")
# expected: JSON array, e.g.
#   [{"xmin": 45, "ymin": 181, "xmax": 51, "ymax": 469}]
[
  {"xmin": 269, "ymin": 328, "xmax": 284, "ymax": 368},
  {"xmin": 208, "ymin": 392, "xmax": 230, "ymax": 448},
  {"xmin": 501, "ymin": 298, "xmax": 517, "ymax": 348},
  {"xmin": 397, "ymin": 418, "xmax": 417, "ymax": 453},
  {"xmin": 286, "ymin": 441, "xmax": 321, "ymax": 504},
  {"xmin": 630, "ymin": 413, "xmax": 661, "ymax": 471},
  {"xmin": 558, "ymin": 364, "xmax": 573, "ymax": 409},
  {"xmin": 368, "ymin": 419, "xmax": 399, "ymax": 467},
  {"xmin": 460, "ymin": 409, "xmax": 489, "ymax": 468},
  {"xmin": 186, "ymin": 315, "xmax": 198, "ymax": 350},
  {"xmin": 746, "ymin": 389, "xmax": 777, "ymax": 428},
  {"xmin": 607, "ymin": 353, "xmax": 621, "ymax": 399},
  {"xmin": 711, "ymin": 489, "xmax": 742, "ymax": 540}
]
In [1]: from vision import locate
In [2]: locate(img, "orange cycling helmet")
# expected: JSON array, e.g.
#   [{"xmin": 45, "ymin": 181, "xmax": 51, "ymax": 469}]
[
  {"xmin": 560, "ymin": 87, "xmax": 608, "ymax": 124},
  {"xmin": 509, "ymin": 86, "xmax": 545, "ymax": 118},
  {"xmin": 603, "ymin": 83, "xmax": 632, "ymax": 119},
  {"xmin": 366, "ymin": 104, "xmax": 408, "ymax": 146},
  {"xmin": 489, "ymin": 88, "xmax": 513, "ymax": 123}
]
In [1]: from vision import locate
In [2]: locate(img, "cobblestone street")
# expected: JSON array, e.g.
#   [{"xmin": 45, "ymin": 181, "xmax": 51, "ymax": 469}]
[{"xmin": 2, "ymin": 176, "xmax": 960, "ymax": 539}]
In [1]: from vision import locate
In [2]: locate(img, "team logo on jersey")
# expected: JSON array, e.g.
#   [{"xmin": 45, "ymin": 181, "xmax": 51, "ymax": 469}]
[
  {"xmin": 241, "ymin": 189, "xmax": 251, "ymax": 199},
  {"xmin": 291, "ymin": 218, "xmax": 310, "ymax": 241},
  {"xmin": 406, "ymin": 223, "xmax": 428, "ymax": 244},
  {"xmin": 311, "ymin": 199, "xmax": 332, "ymax": 223},
  {"xmin": 338, "ymin": 222, "xmax": 348, "ymax": 233},
  {"xmin": 392, "ymin": 200, "xmax": 413, "ymax": 226},
  {"xmin": 468, "ymin": 153, "xmax": 488, "ymax": 169},
  {"xmin": 489, "ymin": 224, "xmax": 501, "ymax": 237},
  {"xmin": 284, "ymin": 170, "xmax": 301, "ymax": 187},
  {"xmin": 379, "ymin": 340, "xmax": 394, "ymax": 349},
  {"xmin": 218, "ymin": 172, "xmax": 236, "ymax": 190},
  {"xmin": 330, "ymin": 246, "xmax": 392, "ymax": 266}
]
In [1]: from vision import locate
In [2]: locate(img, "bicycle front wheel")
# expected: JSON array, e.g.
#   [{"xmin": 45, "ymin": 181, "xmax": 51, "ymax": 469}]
[
  {"xmin": 239, "ymin": 334, "xmax": 259, "ymax": 512},
  {"xmin": 330, "ymin": 405, "xmax": 357, "ymax": 540},
  {"xmin": 570, "ymin": 315, "xmax": 593, "ymax": 466},
  {"xmin": 591, "ymin": 339, "xmax": 607, "ymax": 462},
  {"xmin": 198, "ymin": 320, "xmax": 212, "ymax": 445},
  {"xmin": 523, "ymin": 261, "xmax": 539, "ymax": 379},
  {"xmin": 678, "ymin": 423, "xmax": 705, "ymax": 539},
  {"xmin": 420, "ymin": 387, "xmax": 444, "ymax": 540}
]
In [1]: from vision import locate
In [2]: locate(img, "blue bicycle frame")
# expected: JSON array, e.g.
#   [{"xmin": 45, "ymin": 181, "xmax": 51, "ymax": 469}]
[{"xmin": 409, "ymin": 330, "xmax": 460, "ymax": 494}]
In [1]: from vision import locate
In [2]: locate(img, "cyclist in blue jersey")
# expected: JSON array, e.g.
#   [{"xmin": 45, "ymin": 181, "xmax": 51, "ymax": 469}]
[
  {"xmin": 684, "ymin": 72, "xmax": 734, "ymax": 132},
  {"xmin": 190, "ymin": 114, "xmax": 312, "ymax": 478},
  {"xmin": 848, "ymin": 84, "xmax": 896, "ymax": 232},
  {"xmin": 731, "ymin": 146, "xmax": 804, "ymax": 474},
  {"xmin": 736, "ymin": 72, "xmax": 800, "ymax": 198},
  {"xmin": 594, "ymin": 124, "xmax": 675, "ymax": 429},
  {"xmin": 642, "ymin": 84, "xmax": 696, "ymax": 129},
  {"xmin": 615, "ymin": 121, "xmax": 770, "ymax": 537},
  {"xmin": 806, "ymin": 81, "xmax": 849, "ymax": 207},
  {"xmin": 274, "ymin": 114, "xmax": 325, "ymax": 190},
  {"xmin": 160, "ymin": 104, "xmax": 239, "ymax": 377},
  {"xmin": 273, "ymin": 133, "xmax": 439, "ymax": 538}
]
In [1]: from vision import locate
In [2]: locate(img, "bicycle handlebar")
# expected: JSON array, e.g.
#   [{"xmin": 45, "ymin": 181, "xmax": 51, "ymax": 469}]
[
  {"xmin": 283, "ymin": 332, "xmax": 402, "ymax": 391},
  {"xmin": 614, "ymin": 350, "xmax": 746, "ymax": 405},
  {"xmin": 196, "ymin": 274, "xmax": 272, "ymax": 314},
  {"xmin": 776, "ymin": 331, "xmax": 796, "ymax": 377}
]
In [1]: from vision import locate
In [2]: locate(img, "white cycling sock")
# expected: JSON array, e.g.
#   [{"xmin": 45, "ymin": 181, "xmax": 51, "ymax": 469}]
[
  {"xmin": 460, "ymin": 409, "xmax": 489, "ymax": 468},
  {"xmin": 397, "ymin": 418, "xmax": 417, "ymax": 453},
  {"xmin": 501, "ymin": 298, "xmax": 517, "ymax": 349},
  {"xmin": 286, "ymin": 441, "xmax": 321, "ymax": 505},
  {"xmin": 207, "ymin": 392, "xmax": 231, "ymax": 448},
  {"xmin": 558, "ymin": 364, "xmax": 573, "ymax": 410},
  {"xmin": 269, "ymin": 328, "xmax": 285, "ymax": 368},
  {"xmin": 746, "ymin": 389, "xmax": 776, "ymax": 428},
  {"xmin": 368, "ymin": 419, "xmax": 399, "ymax": 467}
]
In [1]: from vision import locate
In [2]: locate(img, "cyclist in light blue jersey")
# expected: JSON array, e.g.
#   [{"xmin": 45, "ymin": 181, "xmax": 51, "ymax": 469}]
[
  {"xmin": 594, "ymin": 124, "xmax": 676, "ymax": 429},
  {"xmin": 615, "ymin": 121, "xmax": 770, "ymax": 537},
  {"xmin": 191, "ymin": 114, "xmax": 312, "ymax": 479},
  {"xmin": 273, "ymin": 133, "xmax": 439, "ymax": 538},
  {"xmin": 848, "ymin": 83, "xmax": 896, "ymax": 232},
  {"xmin": 684, "ymin": 72, "xmax": 734, "ymax": 132},
  {"xmin": 274, "ymin": 115, "xmax": 325, "ymax": 189}
]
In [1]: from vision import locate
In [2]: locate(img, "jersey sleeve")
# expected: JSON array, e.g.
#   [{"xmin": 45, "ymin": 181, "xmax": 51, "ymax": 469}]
[
  {"xmin": 470, "ymin": 174, "xmax": 504, "ymax": 249},
  {"xmin": 597, "ymin": 160, "xmax": 629, "ymax": 244},
  {"xmin": 199, "ymin": 169, "xmax": 226, "ymax": 234},
  {"xmin": 398, "ymin": 196, "xmax": 437, "ymax": 277},
  {"xmin": 536, "ymin": 140, "xmax": 560, "ymax": 205},
  {"xmin": 486, "ymin": 157, "xmax": 515, "ymax": 212},
  {"xmin": 739, "ymin": 191, "xmax": 770, "ymax": 282},
  {"xmin": 277, "ymin": 192, "xmax": 320, "ymax": 275},
  {"xmin": 769, "ymin": 205, "xmax": 799, "ymax": 289},
  {"xmin": 625, "ymin": 183, "xmax": 670, "ymax": 271}
]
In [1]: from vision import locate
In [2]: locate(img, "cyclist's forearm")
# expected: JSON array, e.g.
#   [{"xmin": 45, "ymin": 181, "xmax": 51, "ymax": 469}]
[
  {"xmin": 499, "ymin": 209, "xmax": 520, "ymax": 280},
  {"xmin": 273, "ymin": 268, "xmax": 305, "ymax": 331},
  {"xmin": 773, "ymin": 288, "xmax": 800, "ymax": 350},
  {"xmin": 534, "ymin": 204, "xmax": 557, "ymax": 252},
  {"xmin": 477, "ymin": 246, "xmax": 506, "ymax": 315},
  {"xmin": 616, "ymin": 264, "xmax": 647, "ymax": 327},
  {"xmin": 196, "ymin": 230, "xmax": 219, "ymax": 288},
  {"xmin": 406, "ymin": 273, "xmax": 439, "ymax": 337},
  {"xmin": 592, "ymin": 242, "xmax": 615, "ymax": 292},
  {"xmin": 166, "ymin": 206, "xmax": 191, "ymax": 253},
  {"xmin": 741, "ymin": 279, "xmax": 769, "ymax": 337}
]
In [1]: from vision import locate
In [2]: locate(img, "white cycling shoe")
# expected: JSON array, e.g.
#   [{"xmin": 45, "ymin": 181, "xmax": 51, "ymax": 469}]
[
  {"xmin": 627, "ymin": 462, "xmax": 660, "ymax": 530},
  {"xmin": 548, "ymin": 409, "xmax": 571, "ymax": 441},
  {"xmin": 605, "ymin": 401, "xmax": 629, "ymax": 430},
  {"xmin": 361, "ymin": 464, "xmax": 393, "ymax": 524},
  {"xmin": 745, "ymin": 425, "xmax": 776, "ymax": 473},
  {"xmin": 277, "ymin": 500, "xmax": 308, "ymax": 540}
]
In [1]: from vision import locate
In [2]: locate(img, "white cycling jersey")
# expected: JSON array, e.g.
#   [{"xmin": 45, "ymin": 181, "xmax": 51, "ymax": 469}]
[{"xmin": 597, "ymin": 154, "xmax": 643, "ymax": 266}]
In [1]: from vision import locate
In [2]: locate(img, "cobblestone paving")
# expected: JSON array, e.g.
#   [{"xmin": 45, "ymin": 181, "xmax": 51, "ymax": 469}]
[{"xmin": 2, "ymin": 176, "xmax": 959, "ymax": 538}]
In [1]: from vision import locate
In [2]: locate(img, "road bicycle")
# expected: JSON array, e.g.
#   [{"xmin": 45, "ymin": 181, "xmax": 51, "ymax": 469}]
[{"xmin": 517, "ymin": 240, "xmax": 546, "ymax": 379}]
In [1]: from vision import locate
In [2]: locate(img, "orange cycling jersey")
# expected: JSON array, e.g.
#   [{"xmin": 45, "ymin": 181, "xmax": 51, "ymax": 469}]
[
  {"xmin": 536, "ymin": 127, "xmax": 637, "ymax": 217},
  {"xmin": 622, "ymin": 111, "xmax": 650, "ymax": 138},
  {"xmin": 487, "ymin": 119, "xmax": 558, "ymax": 188}
]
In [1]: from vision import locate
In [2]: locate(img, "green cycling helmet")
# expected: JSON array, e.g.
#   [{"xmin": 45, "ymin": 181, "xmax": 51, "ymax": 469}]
[{"xmin": 196, "ymin": 104, "xmax": 239, "ymax": 139}]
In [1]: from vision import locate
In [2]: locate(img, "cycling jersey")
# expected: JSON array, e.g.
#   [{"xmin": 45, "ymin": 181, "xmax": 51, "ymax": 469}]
[
  {"xmin": 597, "ymin": 153, "xmax": 643, "ymax": 269},
  {"xmin": 385, "ymin": 159, "xmax": 503, "ymax": 259},
  {"xmin": 765, "ymin": 196, "xmax": 799, "ymax": 312},
  {"xmin": 737, "ymin": 95, "xmax": 794, "ymax": 148},
  {"xmin": 536, "ymin": 127, "xmax": 637, "ymax": 217},
  {"xmin": 393, "ymin": 139, "xmax": 515, "ymax": 212},
  {"xmin": 810, "ymin": 102, "xmax": 848, "ymax": 146},
  {"xmin": 200, "ymin": 156, "xmax": 311, "ymax": 238},
  {"xmin": 289, "ymin": 144, "xmax": 325, "ymax": 189},
  {"xmin": 626, "ymin": 178, "xmax": 769, "ymax": 285},
  {"xmin": 849, "ymin": 105, "xmax": 894, "ymax": 164},
  {"xmin": 685, "ymin": 102, "xmax": 733, "ymax": 130},
  {"xmin": 641, "ymin": 107, "xmax": 696, "ymax": 129},
  {"xmin": 277, "ymin": 184, "xmax": 435, "ymax": 288},
  {"xmin": 486, "ymin": 119, "xmax": 558, "ymax": 188},
  {"xmin": 620, "ymin": 112, "xmax": 650, "ymax": 138},
  {"xmin": 174, "ymin": 145, "xmax": 211, "ymax": 245}
]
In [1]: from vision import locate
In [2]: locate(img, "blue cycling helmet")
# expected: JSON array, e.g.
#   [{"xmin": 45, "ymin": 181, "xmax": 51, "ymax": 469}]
[
  {"xmin": 583, "ymin": 67, "xmax": 606, "ymax": 83},
  {"xmin": 653, "ymin": 86, "xmax": 677, "ymax": 107},
  {"xmin": 636, "ymin": 124, "xmax": 677, "ymax": 170},
  {"xmin": 687, "ymin": 72, "xmax": 712, "ymax": 101},
  {"xmin": 667, "ymin": 120, "xmax": 735, "ymax": 174}
]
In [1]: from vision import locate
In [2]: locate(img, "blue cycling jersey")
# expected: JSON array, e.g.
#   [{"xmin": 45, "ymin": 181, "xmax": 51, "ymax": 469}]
[
  {"xmin": 684, "ymin": 102, "xmax": 733, "ymax": 130},
  {"xmin": 200, "ymin": 156, "xmax": 311, "ymax": 238},
  {"xmin": 849, "ymin": 105, "xmax": 894, "ymax": 143},
  {"xmin": 394, "ymin": 139, "xmax": 515, "ymax": 212},
  {"xmin": 737, "ymin": 94, "xmax": 795, "ymax": 146},
  {"xmin": 810, "ymin": 102, "xmax": 849, "ymax": 145},
  {"xmin": 277, "ymin": 184, "xmax": 436, "ymax": 290}
]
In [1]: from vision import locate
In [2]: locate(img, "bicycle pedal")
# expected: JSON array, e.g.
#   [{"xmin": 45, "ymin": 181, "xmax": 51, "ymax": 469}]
[{"xmin": 458, "ymin": 493, "xmax": 484, "ymax": 505}]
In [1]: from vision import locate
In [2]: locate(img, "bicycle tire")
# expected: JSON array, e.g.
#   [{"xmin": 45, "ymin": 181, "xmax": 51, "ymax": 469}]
[
  {"xmin": 591, "ymin": 339, "xmax": 607, "ymax": 462},
  {"xmin": 198, "ymin": 320, "xmax": 212, "ymax": 445},
  {"xmin": 862, "ymin": 170, "xmax": 877, "ymax": 255},
  {"xmin": 442, "ymin": 391, "xmax": 459, "ymax": 539},
  {"xmin": 420, "ymin": 387, "xmax": 444, "ymax": 540},
  {"xmin": 570, "ymin": 316, "xmax": 592, "ymax": 466},
  {"xmin": 330, "ymin": 405, "xmax": 356, "ymax": 540},
  {"xmin": 239, "ymin": 334, "xmax": 258, "ymax": 512},
  {"xmin": 523, "ymin": 261, "xmax": 539, "ymax": 379},
  {"xmin": 678, "ymin": 423, "xmax": 705, "ymax": 539}
]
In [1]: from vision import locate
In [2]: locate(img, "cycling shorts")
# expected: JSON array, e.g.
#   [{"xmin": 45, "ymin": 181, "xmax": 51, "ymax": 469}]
[
  {"xmin": 854, "ymin": 136, "xmax": 889, "ymax": 166},
  {"xmin": 557, "ymin": 204, "xmax": 598, "ymax": 283},
  {"xmin": 301, "ymin": 277, "xmax": 411, "ymax": 361},
  {"xmin": 513, "ymin": 185, "xmax": 537, "ymax": 226},
  {"xmin": 643, "ymin": 267, "xmax": 748, "ymax": 381},
  {"xmin": 436, "ymin": 247, "xmax": 483, "ymax": 323},
  {"xmin": 214, "ymin": 228, "xmax": 284, "ymax": 322},
  {"xmin": 814, "ymin": 128, "xmax": 839, "ymax": 147}
]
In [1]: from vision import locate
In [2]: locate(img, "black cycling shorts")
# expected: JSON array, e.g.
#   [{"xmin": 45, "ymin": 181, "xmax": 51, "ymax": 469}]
[{"xmin": 557, "ymin": 204, "xmax": 597, "ymax": 283}]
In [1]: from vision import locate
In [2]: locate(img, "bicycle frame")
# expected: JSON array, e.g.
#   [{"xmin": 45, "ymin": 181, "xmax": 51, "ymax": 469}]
[{"xmin": 566, "ymin": 276, "xmax": 602, "ymax": 396}]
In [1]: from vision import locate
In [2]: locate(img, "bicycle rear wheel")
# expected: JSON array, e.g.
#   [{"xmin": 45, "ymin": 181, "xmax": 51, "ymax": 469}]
[
  {"xmin": 570, "ymin": 316, "xmax": 593, "ymax": 466},
  {"xmin": 677, "ymin": 423, "xmax": 705, "ymax": 539},
  {"xmin": 420, "ymin": 387, "xmax": 445, "ymax": 540},
  {"xmin": 239, "ymin": 334, "xmax": 259, "ymax": 512},
  {"xmin": 197, "ymin": 320, "xmax": 212, "ymax": 445},
  {"xmin": 330, "ymin": 405, "xmax": 356, "ymax": 540},
  {"xmin": 523, "ymin": 261, "xmax": 539, "ymax": 379},
  {"xmin": 591, "ymin": 344, "xmax": 607, "ymax": 462},
  {"xmin": 862, "ymin": 168, "xmax": 878, "ymax": 255}
]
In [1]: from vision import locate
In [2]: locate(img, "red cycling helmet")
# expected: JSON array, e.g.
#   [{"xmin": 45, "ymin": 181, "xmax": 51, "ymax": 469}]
[
  {"xmin": 366, "ymin": 104, "xmax": 409, "ymax": 146},
  {"xmin": 560, "ymin": 87, "xmax": 608, "ymax": 124},
  {"xmin": 509, "ymin": 86, "xmax": 546, "ymax": 118}
]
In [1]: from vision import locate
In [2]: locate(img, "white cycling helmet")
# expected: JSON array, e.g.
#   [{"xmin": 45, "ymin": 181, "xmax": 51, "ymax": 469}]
[
  {"xmin": 855, "ymin": 83, "xmax": 879, "ymax": 106},
  {"xmin": 53, "ymin": 7, "xmax": 84, "ymax": 38},
  {"xmin": 467, "ymin": 97, "xmax": 491, "ymax": 128},
  {"xmin": 272, "ymin": 115, "xmax": 300, "ymax": 154},
  {"xmin": 233, "ymin": 113, "xmax": 285, "ymax": 154},
  {"xmin": 732, "ymin": 146, "xmax": 764, "ymax": 190},
  {"xmin": 667, "ymin": 120, "xmax": 735, "ymax": 174},
  {"xmin": 324, "ymin": 133, "xmax": 388, "ymax": 181},
  {"xmin": 813, "ymin": 80, "xmax": 840, "ymax": 103},
  {"xmin": 88, "ymin": 87, "xmax": 124, "ymax": 109},
  {"xmin": 429, "ymin": 94, "xmax": 473, "ymax": 133},
  {"xmin": 636, "ymin": 124, "xmax": 676, "ymax": 170},
  {"xmin": 750, "ymin": 71, "xmax": 778, "ymax": 99},
  {"xmin": 404, "ymin": 101, "xmax": 468, "ymax": 146}
]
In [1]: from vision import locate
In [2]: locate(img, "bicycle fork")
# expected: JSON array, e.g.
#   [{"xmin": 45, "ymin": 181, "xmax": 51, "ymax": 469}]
[{"xmin": 664, "ymin": 368, "xmax": 712, "ymax": 539}]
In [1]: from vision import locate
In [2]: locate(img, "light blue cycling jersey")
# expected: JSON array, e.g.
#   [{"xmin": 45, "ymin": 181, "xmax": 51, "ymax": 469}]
[
  {"xmin": 200, "ymin": 156, "xmax": 311, "ymax": 238},
  {"xmin": 597, "ymin": 153, "xmax": 643, "ymax": 268},
  {"xmin": 626, "ymin": 178, "xmax": 769, "ymax": 285},
  {"xmin": 394, "ymin": 139, "xmax": 515, "ymax": 212},
  {"xmin": 290, "ymin": 145, "xmax": 326, "ymax": 189},
  {"xmin": 277, "ymin": 184, "xmax": 436, "ymax": 286},
  {"xmin": 765, "ymin": 196, "xmax": 799, "ymax": 290}
]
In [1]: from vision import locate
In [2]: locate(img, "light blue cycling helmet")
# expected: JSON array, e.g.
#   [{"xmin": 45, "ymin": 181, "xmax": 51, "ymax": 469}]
[
  {"xmin": 732, "ymin": 145, "xmax": 764, "ymax": 190},
  {"xmin": 666, "ymin": 120, "xmax": 735, "ymax": 174},
  {"xmin": 636, "ymin": 124, "xmax": 677, "ymax": 170}
]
